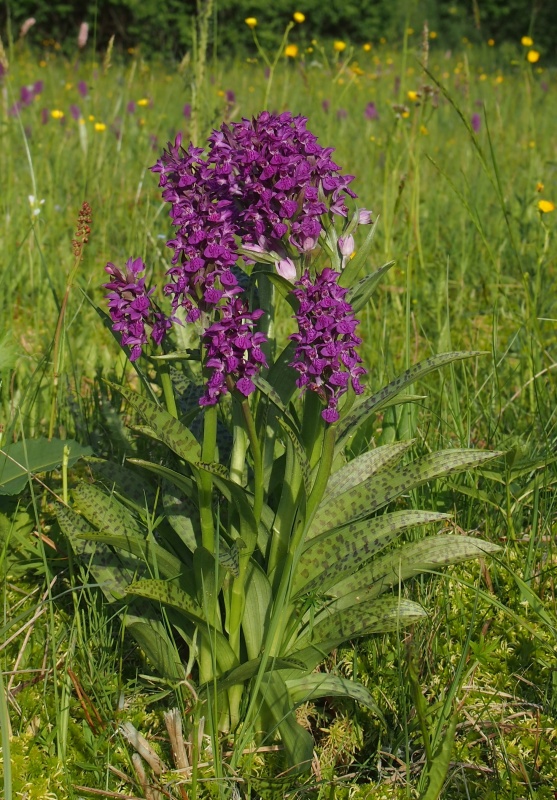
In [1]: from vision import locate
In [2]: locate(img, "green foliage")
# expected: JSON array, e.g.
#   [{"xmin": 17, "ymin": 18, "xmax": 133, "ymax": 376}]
[{"xmin": 2, "ymin": 0, "xmax": 557, "ymax": 58}]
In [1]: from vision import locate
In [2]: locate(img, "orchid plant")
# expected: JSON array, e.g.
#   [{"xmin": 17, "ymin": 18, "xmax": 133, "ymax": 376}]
[{"xmin": 58, "ymin": 111, "xmax": 500, "ymax": 788}]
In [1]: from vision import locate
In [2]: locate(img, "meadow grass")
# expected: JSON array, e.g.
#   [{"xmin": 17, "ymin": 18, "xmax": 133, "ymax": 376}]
[{"xmin": 1, "ymin": 26, "xmax": 557, "ymax": 800}]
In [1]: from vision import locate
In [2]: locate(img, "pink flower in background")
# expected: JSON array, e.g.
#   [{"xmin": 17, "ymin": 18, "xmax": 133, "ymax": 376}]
[
  {"xmin": 78, "ymin": 22, "xmax": 89, "ymax": 49},
  {"xmin": 78, "ymin": 80, "xmax": 88, "ymax": 98},
  {"xmin": 126, "ymin": 101, "xmax": 136, "ymax": 114},
  {"xmin": 19, "ymin": 18, "xmax": 36, "ymax": 38},
  {"xmin": 183, "ymin": 103, "xmax": 191, "ymax": 119},
  {"xmin": 471, "ymin": 113, "xmax": 481, "ymax": 133},
  {"xmin": 70, "ymin": 104, "xmax": 81, "ymax": 120}
]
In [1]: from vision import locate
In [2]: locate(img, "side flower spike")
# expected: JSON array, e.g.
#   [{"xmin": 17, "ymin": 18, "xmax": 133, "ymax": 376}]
[
  {"xmin": 103, "ymin": 257, "xmax": 170, "ymax": 361},
  {"xmin": 289, "ymin": 268, "xmax": 366, "ymax": 423}
]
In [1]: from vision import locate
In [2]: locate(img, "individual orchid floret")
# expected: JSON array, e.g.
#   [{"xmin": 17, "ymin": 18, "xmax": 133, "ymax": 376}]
[
  {"xmin": 103, "ymin": 257, "xmax": 169, "ymax": 361},
  {"xmin": 276, "ymin": 257, "xmax": 297, "ymax": 281},
  {"xmin": 200, "ymin": 299, "xmax": 268, "ymax": 406},
  {"xmin": 289, "ymin": 268, "xmax": 366, "ymax": 423}
]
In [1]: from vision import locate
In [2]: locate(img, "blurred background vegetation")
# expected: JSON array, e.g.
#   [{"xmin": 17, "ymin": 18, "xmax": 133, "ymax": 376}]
[{"xmin": 1, "ymin": 0, "xmax": 556, "ymax": 60}]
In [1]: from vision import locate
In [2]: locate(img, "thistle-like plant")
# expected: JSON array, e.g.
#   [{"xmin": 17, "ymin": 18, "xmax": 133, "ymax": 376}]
[{"xmin": 58, "ymin": 111, "xmax": 500, "ymax": 787}]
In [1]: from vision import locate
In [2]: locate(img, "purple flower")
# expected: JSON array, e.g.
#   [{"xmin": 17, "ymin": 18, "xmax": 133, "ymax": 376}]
[
  {"xmin": 103, "ymin": 257, "xmax": 169, "ymax": 360},
  {"xmin": 183, "ymin": 103, "xmax": 191, "ymax": 119},
  {"xmin": 225, "ymin": 90, "xmax": 236, "ymax": 104},
  {"xmin": 471, "ymin": 113, "xmax": 481, "ymax": 133},
  {"xmin": 70, "ymin": 104, "xmax": 81, "ymax": 120},
  {"xmin": 9, "ymin": 101, "xmax": 22, "ymax": 117},
  {"xmin": 364, "ymin": 101, "xmax": 379, "ymax": 120},
  {"xmin": 200, "ymin": 299, "xmax": 268, "ymax": 405},
  {"xmin": 322, "ymin": 99, "xmax": 330, "ymax": 113},
  {"xmin": 78, "ymin": 80, "xmax": 88, "ymax": 98},
  {"xmin": 126, "ymin": 100, "xmax": 136, "ymax": 114},
  {"xmin": 33, "ymin": 80, "xmax": 43, "ymax": 96},
  {"xmin": 289, "ymin": 268, "xmax": 366, "ymax": 423},
  {"xmin": 337, "ymin": 108, "xmax": 347, "ymax": 120},
  {"xmin": 41, "ymin": 108, "xmax": 49, "ymax": 125},
  {"xmin": 20, "ymin": 86, "xmax": 33, "ymax": 106}
]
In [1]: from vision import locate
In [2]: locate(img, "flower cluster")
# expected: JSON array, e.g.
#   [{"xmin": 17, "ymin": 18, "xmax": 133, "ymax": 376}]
[
  {"xmin": 207, "ymin": 111, "xmax": 357, "ymax": 253},
  {"xmin": 201, "ymin": 300, "xmax": 268, "ymax": 406},
  {"xmin": 290, "ymin": 268, "xmax": 366, "ymax": 423},
  {"xmin": 104, "ymin": 257, "xmax": 171, "ymax": 361},
  {"xmin": 107, "ymin": 112, "xmax": 367, "ymax": 413}
]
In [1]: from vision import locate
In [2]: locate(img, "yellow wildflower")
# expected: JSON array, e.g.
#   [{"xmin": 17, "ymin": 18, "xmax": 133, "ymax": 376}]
[
  {"xmin": 306, "ymin": 46, "xmax": 314, "ymax": 53},
  {"xmin": 429, "ymin": 31, "xmax": 438, "ymax": 39},
  {"xmin": 379, "ymin": 37, "xmax": 386, "ymax": 44},
  {"xmin": 407, "ymin": 90, "xmax": 420, "ymax": 102},
  {"xmin": 521, "ymin": 36, "xmax": 533, "ymax": 46},
  {"xmin": 527, "ymin": 49, "xmax": 540, "ymax": 63},
  {"xmin": 293, "ymin": 12, "xmax": 305, "ymax": 23},
  {"xmin": 487, "ymin": 38, "xmax": 495, "ymax": 46},
  {"xmin": 536, "ymin": 182, "xmax": 544, "ymax": 193},
  {"xmin": 51, "ymin": 109, "xmax": 64, "ymax": 119},
  {"xmin": 333, "ymin": 40, "xmax": 346, "ymax": 52},
  {"xmin": 479, "ymin": 73, "xmax": 487, "ymax": 81},
  {"xmin": 538, "ymin": 200, "xmax": 555, "ymax": 213},
  {"xmin": 39, "ymin": 59, "xmax": 47, "ymax": 67},
  {"xmin": 65, "ymin": 82, "xmax": 72, "ymax": 90},
  {"xmin": 284, "ymin": 44, "xmax": 298, "ymax": 58},
  {"xmin": 420, "ymin": 124, "xmax": 429, "ymax": 135},
  {"xmin": 406, "ymin": 27, "xmax": 414, "ymax": 35},
  {"xmin": 137, "ymin": 98, "xmax": 150, "ymax": 106},
  {"xmin": 401, "ymin": 110, "xmax": 410, "ymax": 118},
  {"xmin": 363, "ymin": 43, "xmax": 371, "ymax": 51},
  {"xmin": 495, "ymin": 75, "xmax": 504, "ymax": 83},
  {"xmin": 94, "ymin": 122, "xmax": 107, "ymax": 132},
  {"xmin": 245, "ymin": 17, "xmax": 257, "ymax": 29},
  {"xmin": 88, "ymin": 114, "xmax": 95, "ymax": 121}
]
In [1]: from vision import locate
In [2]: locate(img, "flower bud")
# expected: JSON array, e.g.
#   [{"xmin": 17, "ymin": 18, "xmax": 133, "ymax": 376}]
[
  {"xmin": 358, "ymin": 208, "xmax": 372, "ymax": 224},
  {"xmin": 338, "ymin": 234, "xmax": 355, "ymax": 257},
  {"xmin": 276, "ymin": 257, "xmax": 297, "ymax": 281}
]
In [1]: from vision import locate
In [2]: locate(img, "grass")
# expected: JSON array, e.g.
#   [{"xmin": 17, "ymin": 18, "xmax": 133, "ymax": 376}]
[{"xmin": 1, "ymin": 22, "xmax": 557, "ymax": 800}]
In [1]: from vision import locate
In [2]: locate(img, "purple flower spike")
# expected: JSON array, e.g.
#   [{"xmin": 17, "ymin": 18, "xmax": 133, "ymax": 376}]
[
  {"xmin": 200, "ymin": 299, "xmax": 268, "ymax": 406},
  {"xmin": 289, "ymin": 268, "xmax": 366, "ymax": 423},
  {"xmin": 78, "ymin": 80, "xmax": 88, "ymax": 98},
  {"xmin": 103, "ymin": 257, "xmax": 169, "ymax": 360},
  {"xmin": 471, "ymin": 113, "xmax": 481, "ymax": 133},
  {"xmin": 33, "ymin": 80, "xmax": 44, "ymax": 96},
  {"xmin": 70, "ymin": 104, "xmax": 81, "ymax": 120},
  {"xmin": 183, "ymin": 103, "xmax": 192, "ymax": 119}
]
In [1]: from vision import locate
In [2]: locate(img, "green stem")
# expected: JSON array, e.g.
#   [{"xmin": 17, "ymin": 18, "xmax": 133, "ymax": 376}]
[
  {"xmin": 305, "ymin": 424, "xmax": 336, "ymax": 524},
  {"xmin": 241, "ymin": 398, "xmax": 264, "ymax": 523},
  {"xmin": 199, "ymin": 404, "xmax": 217, "ymax": 553},
  {"xmin": 158, "ymin": 361, "xmax": 178, "ymax": 419}
]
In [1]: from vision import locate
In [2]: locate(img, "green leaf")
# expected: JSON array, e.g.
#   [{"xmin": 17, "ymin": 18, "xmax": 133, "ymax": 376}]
[
  {"xmin": 329, "ymin": 535, "xmax": 501, "ymax": 603},
  {"xmin": 127, "ymin": 459, "xmax": 195, "ymax": 497},
  {"xmin": 111, "ymin": 382, "xmax": 201, "ymax": 463},
  {"xmin": 201, "ymin": 656, "xmax": 306, "ymax": 696},
  {"xmin": 418, "ymin": 712, "xmax": 459, "ymax": 800},
  {"xmin": 78, "ymin": 532, "xmax": 191, "ymax": 586},
  {"xmin": 294, "ymin": 510, "xmax": 450, "ymax": 597},
  {"xmin": 277, "ymin": 418, "xmax": 312, "ymax": 497},
  {"xmin": 86, "ymin": 457, "xmax": 156, "ymax": 507},
  {"xmin": 335, "ymin": 352, "xmax": 486, "ymax": 452},
  {"xmin": 309, "ymin": 449, "xmax": 502, "ymax": 537},
  {"xmin": 243, "ymin": 562, "xmax": 273, "ymax": 659},
  {"xmin": 56, "ymin": 503, "xmax": 136, "ymax": 598},
  {"xmin": 0, "ymin": 438, "xmax": 92, "ymax": 495},
  {"xmin": 127, "ymin": 578, "xmax": 238, "ymax": 674},
  {"xmin": 321, "ymin": 441, "xmax": 414, "ymax": 509},
  {"xmin": 346, "ymin": 260, "xmax": 395, "ymax": 313},
  {"xmin": 290, "ymin": 597, "xmax": 427, "ymax": 654},
  {"xmin": 259, "ymin": 671, "xmax": 314, "ymax": 775},
  {"xmin": 162, "ymin": 483, "xmax": 199, "ymax": 553},
  {"xmin": 285, "ymin": 674, "xmax": 385, "ymax": 721},
  {"xmin": 73, "ymin": 482, "xmax": 144, "ymax": 538}
]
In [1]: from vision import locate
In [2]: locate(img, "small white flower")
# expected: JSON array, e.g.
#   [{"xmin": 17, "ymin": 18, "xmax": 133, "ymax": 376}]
[{"xmin": 28, "ymin": 195, "xmax": 45, "ymax": 216}]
